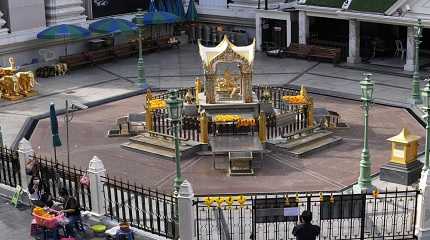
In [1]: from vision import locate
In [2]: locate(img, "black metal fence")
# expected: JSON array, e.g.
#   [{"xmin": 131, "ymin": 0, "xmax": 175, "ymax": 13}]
[
  {"xmin": 103, "ymin": 176, "xmax": 176, "ymax": 238},
  {"xmin": 33, "ymin": 155, "xmax": 92, "ymax": 211},
  {"xmin": 0, "ymin": 147, "xmax": 20, "ymax": 187},
  {"xmin": 151, "ymin": 86, "xmax": 308, "ymax": 141},
  {"xmin": 194, "ymin": 189, "xmax": 419, "ymax": 240}
]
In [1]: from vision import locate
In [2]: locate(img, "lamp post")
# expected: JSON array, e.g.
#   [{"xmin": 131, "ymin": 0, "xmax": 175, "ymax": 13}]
[
  {"xmin": 411, "ymin": 19, "xmax": 423, "ymax": 105},
  {"xmin": 422, "ymin": 79, "xmax": 430, "ymax": 172},
  {"xmin": 166, "ymin": 89, "xmax": 184, "ymax": 240},
  {"xmin": 355, "ymin": 73, "xmax": 375, "ymax": 193},
  {"xmin": 64, "ymin": 99, "xmax": 88, "ymax": 168},
  {"xmin": 135, "ymin": 9, "xmax": 148, "ymax": 89}
]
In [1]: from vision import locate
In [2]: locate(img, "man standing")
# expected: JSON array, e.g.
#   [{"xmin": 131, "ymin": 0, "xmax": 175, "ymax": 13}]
[{"xmin": 292, "ymin": 210, "xmax": 320, "ymax": 240}]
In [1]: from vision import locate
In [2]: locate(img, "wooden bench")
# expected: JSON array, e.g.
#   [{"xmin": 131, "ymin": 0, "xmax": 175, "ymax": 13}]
[
  {"xmin": 113, "ymin": 43, "xmax": 137, "ymax": 58},
  {"xmin": 284, "ymin": 43, "xmax": 312, "ymax": 59},
  {"xmin": 308, "ymin": 45, "xmax": 341, "ymax": 63},
  {"xmin": 87, "ymin": 48, "xmax": 114, "ymax": 64},
  {"xmin": 59, "ymin": 53, "xmax": 91, "ymax": 70}
]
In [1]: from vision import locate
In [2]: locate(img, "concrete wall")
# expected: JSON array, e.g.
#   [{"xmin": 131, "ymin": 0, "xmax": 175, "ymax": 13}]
[{"xmin": 7, "ymin": 0, "xmax": 46, "ymax": 32}]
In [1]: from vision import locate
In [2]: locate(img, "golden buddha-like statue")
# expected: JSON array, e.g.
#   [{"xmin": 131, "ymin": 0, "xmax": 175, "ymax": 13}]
[{"xmin": 217, "ymin": 69, "xmax": 239, "ymax": 98}]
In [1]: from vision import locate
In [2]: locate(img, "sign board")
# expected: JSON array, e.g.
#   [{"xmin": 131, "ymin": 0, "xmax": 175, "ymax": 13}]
[
  {"xmin": 92, "ymin": 0, "xmax": 150, "ymax": 18},
  {"xmin": 284, "ymin": 207, "xmax": 300, "ymax": 217}
]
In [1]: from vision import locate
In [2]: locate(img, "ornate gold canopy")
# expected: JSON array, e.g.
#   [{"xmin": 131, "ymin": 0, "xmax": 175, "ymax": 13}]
[
  {"xmin": 198, "ymin": 36, "xmax": 256, "ymax": 104},
  {"xmin": 198, "ymin": 35, "xmax": 256, "ymax": 69}
]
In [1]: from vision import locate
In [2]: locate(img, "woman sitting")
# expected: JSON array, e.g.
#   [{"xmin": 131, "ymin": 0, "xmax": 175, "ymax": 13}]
[{"xmin": 59, "ymin": 188, "xmax": 82, "ymax": 237}]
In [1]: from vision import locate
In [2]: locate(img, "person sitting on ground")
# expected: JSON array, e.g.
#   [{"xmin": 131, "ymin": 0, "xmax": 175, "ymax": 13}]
[
  {"xmin": 59, "ymin": 188, "xmax": 81, "ymax": 237},
  {"xmin": 292, "ymin": 210, "xmax": 320, "ymax": 240},
  {"xmin": 28, "ymin": 176, "xmax": 43, "ymax": 207}
]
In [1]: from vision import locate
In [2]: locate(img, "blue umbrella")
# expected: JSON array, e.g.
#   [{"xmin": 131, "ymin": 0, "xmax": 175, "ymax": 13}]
[
  {"xmin": 175, "ymin": 0, "xmax": 186, "ymax": 20},
  {"xmin": 156, "ymin": 0, "xmax": 167, "ymax": 11},
  {"xmin": 132, "ymin": 10, "xmax": 179, "ymax": 25},
  {"xmin": 185, "ymin": 0, "xmax": 198, "ymax": 22},
  {"xmin": 89, "ymin": 18, "xmax": 137, "ymax": 34},
  {"xmin": 37, "ymin": 24, "xmax": 90, "ymax": 55}
]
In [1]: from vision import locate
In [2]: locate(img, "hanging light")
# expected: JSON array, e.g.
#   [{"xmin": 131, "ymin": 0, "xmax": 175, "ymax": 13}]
[
  {"xmin": 360, "ymin": 73, "xmax": 374, "ymax": 102},
  {"xmin": 166, "ymin": 89, "xmax": 184, "ymax": 122}
]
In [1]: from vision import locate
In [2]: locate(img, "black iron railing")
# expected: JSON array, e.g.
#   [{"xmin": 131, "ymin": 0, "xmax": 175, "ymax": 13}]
[
  {"xmin": 151, "ymin": 86, "xmax": 306, "ymax": 141},
  {"xmin": 194, "ymin": 189, "xmax": 419, "ymax": 240},
  {"xmin": 0, "ymin": 146, "xmax": 20, "ymax": 187},
  {"xmin": 34, "ymin": 155, "xmax": 92, "ymax": 211},
  {"xmin": 102, "ymin": 176, "xmax": 176, "ymax": 238}
]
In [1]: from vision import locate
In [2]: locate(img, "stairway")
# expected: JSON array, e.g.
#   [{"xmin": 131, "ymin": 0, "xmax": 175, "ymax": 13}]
[
  {"xmin": 268, "ymin": 130, "xmax": 342, "ymax": 158},
  {"xmin": 121, "ymin": 133, "xmax": 201, "ymax": 160}
]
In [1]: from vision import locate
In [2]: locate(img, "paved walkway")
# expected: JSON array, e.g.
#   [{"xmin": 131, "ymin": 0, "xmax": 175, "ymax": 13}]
[
  {"xmin": 0, "ymin": 43, "xmax": 423, "ymax": 148},
  {"xmin": 0, "ymin": 196, "xmax": 31, "ymax": 240}
]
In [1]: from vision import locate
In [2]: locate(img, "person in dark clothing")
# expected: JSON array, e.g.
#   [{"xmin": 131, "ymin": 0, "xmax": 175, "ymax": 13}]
[
  {"xmin": 59, "ymin": 188, "xmax": 82, "ymax": 237},
  {"xmin": 292, "ymin": 210, "xmax": 320, "ymax": 240}
]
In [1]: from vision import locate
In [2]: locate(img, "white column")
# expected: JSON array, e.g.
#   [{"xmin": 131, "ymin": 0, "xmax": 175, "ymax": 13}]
[
  {"xmin": 0, "ymin": 10, "xmax": 8, "ymax": 36},
  {"xmin": 178, "ymin": 180, "xmax": 194, "ymax": 240},
  {"xmin": 87, "ymin": 156, "xmax": 106, "ymax": 217},
  {"xmin": 17, "ymin": 139, "xmax": 33, "ymax": 191},
  {"xmin": 298, "ymin": 11, "xmax": 309, "ymax": 44},
  {"xmin": 256, "ymin": 14, "xmax": 262, "ymax": 51},
  {"xmin": 286, "ymin": 14, "xmax": 292, "ymax": 47},
  {"xmin": 44, "ymin": 0, "xmax": 86, "ymax": 26},
  {"xmin": 417, "ymin": 170, "xmax": 430, "ymax": 239},
  {"xmin": 404, "ymin": 26, "xmax": 416, "ymax": 72},
  {"xmin": 347, "ymin": 20, "xmax": 361, "ymax": 64}
]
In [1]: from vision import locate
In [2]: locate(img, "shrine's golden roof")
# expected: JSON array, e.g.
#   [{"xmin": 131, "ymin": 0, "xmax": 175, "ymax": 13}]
[
  {"xmin": 387, "ymin": 128, "xmax": 421, "ymax": 144},
  {"xmin": 198, "ymin": 35, "xmax": 255, "ymax": 67}
]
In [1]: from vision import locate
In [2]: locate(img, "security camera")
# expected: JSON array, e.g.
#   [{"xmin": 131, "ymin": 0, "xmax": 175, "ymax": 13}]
[
  {"xmin": 71, "ymin": 102, "xmax": 88, "ymax": 110},
  {"xmin": 404, "ymin": 4, "xmax": 411, "ymax": 12}
]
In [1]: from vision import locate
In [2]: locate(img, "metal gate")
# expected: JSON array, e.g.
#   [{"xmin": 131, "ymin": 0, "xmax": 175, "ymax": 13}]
[{"xmin": 195, "ymin": 189, "xmax": 419, "ymax": 240}]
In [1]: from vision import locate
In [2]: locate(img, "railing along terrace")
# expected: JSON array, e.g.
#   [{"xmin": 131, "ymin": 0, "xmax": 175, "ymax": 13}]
[
  {"xmin": 0, "ymin": 146, "xmax": 21, "ymax": 187},
  {"xmin": 34, "ymin": 155, "xmax": 92, "ymax": 211},
  {"xmin": 102, "ymin": 176, "xmax": 176, "ymax": 238},
  {"xmin": 194, "ymin": 189, "xmax": 419, "ymax": 240}
]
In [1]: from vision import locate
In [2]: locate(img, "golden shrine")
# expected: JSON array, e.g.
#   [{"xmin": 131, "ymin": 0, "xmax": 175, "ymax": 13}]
[
  {"xmin": 198, "ymin": 35, "xmax": 256, "ymax": 106},
  {"xmin": 380, "ymin": 128, "xmax": 423, "ymax": 185},
  {"xmin": 0, "ymin": 57, "xmax": 38, "ymax": 101}
]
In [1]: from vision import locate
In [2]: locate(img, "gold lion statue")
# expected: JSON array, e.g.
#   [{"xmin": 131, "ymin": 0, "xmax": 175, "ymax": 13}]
[
  {"xmin": 0, "ymin": 75, "xmax": 19, "ymax": 97},
  {"xmin": 16, "ymin": 71, "xmax": 36, "ymax": 95}
]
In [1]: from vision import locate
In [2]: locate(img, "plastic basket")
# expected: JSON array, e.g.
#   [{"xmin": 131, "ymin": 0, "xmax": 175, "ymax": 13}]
[{"xmin": 32, "ymin": 209, "xmax": 64, "ymax": 229}]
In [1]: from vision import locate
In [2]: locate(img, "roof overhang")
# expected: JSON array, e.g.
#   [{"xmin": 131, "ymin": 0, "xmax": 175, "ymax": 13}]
[{"xmin": 198, "ymin": 35, "xmax": 256, "ymax": 67}]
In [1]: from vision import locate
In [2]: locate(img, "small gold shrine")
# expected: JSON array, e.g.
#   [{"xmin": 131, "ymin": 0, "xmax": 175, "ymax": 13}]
[{"xmin": 387, "ymin": 128, "xmax": 420, "ymax": 165}]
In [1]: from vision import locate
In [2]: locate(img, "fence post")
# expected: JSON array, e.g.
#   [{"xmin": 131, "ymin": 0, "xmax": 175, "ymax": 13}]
[
  {"xmin": 178, "ymin": 180, "xmax": 194, "ymax": 240},
  {"xmin": 17, "ymin": 139, "xmax": 33, "ymax": 190},
  {"xmin": 258, "ymin": 111, "xmax": 267, "ymax": 143},
  {"xmin": 200, "ymin": 112, "xmax": 208, "ymax": 144},
  {"xmin": 417, "ymin": 170, "xmax": 430, "ymax": 239},
  {"xmin": 87, "ymin": 155, "xmax": 106, "ymax": 216}
]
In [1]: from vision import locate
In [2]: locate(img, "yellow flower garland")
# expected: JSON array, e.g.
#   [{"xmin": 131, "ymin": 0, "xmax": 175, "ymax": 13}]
[
  {"xmin": 149, "ymin": 99, "xmax": 167, "ymax": 110},
  {"xmin": 215, "ymin": 114, "xmax": 241, "ymax": 123}
]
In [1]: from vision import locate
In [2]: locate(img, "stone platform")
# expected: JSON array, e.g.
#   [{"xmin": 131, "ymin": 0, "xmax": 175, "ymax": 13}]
[{"xmin": 121, "ymin": 133, "xmax": 202, "ymax": 160}]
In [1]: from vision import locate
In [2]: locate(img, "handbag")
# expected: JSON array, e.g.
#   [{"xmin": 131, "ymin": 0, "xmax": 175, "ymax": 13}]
[
  {"xmin": 79, "ymin": 173, "xmax": 90, "ymax": 187},
  {"xmin": 25, "ymin": 159, "xmax": 36, "ymax": 175}
]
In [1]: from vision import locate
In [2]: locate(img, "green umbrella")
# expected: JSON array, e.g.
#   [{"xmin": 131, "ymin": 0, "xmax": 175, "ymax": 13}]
[
  {"xmin": 37, "ymin": 24, "xmax": 91, "ymax": 56},
  {"xmin": 185, "ymin": 0, "xmax": 198, "ymax": 22}
]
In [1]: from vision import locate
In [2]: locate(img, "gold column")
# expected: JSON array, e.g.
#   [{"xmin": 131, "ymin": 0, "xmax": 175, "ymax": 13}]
[
  {"xmin": 307, "ymin": 99, "xmax": 314, "ymax": 128},
  {"xmin": 200, "ymin": 112, "xmax": 209, "ymax": 144},
  {"xmin": 258, "ymin": 111, "xmax": 267, "ymax": 143},
  {"xmin": 145, "ymin": 90, "xmax": 153, "ymax": 132},
  {"xmin": 195, "ymin": 77, "xmax": 201, "ymax": 105}
]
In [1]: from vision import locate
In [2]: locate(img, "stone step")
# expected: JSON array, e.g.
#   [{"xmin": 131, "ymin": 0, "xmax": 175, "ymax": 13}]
[
  {"xmin": 121, "ymin": 142, "xmax": 176, "ymax": 159},
  {"xmin": 279, "ymin": 130, "xmax": 333, "ymax": 150},
  {"xmin": 129, "ymin": 133, "xmax": 196, "ymax": 152},
  {"xmin": 289, "ymin": 136, "xmax": 343, "ymax": 158}
]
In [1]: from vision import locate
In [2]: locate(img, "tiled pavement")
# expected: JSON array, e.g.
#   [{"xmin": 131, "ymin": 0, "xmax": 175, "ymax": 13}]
[{"xmin": 0, "ymin": 196, "xmax": 32, "ymax": 240}]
